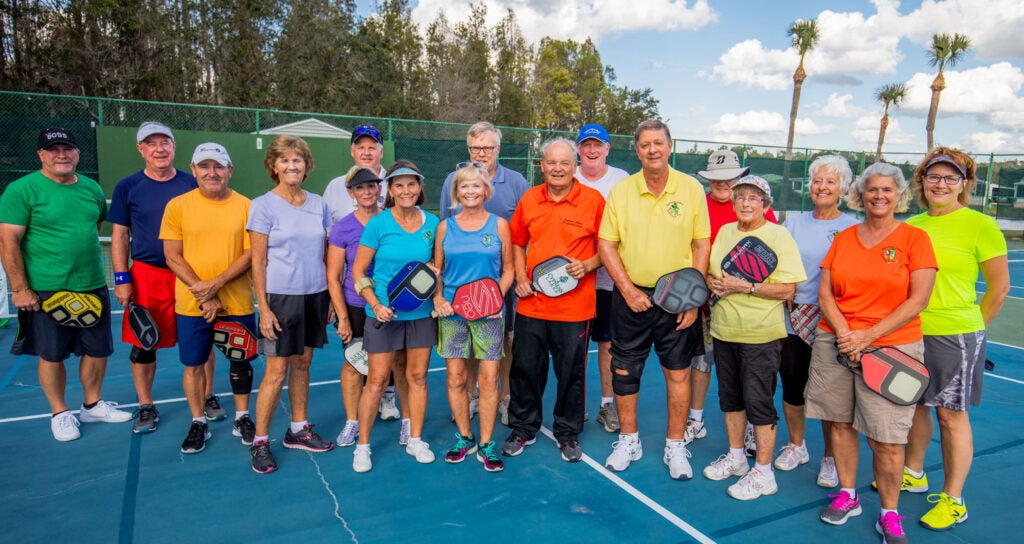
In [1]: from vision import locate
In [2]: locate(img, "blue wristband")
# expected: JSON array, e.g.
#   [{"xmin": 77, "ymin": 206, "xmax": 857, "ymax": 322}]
[{"xmin": 114, "ymin": 272, "xmax": 131, "ymax": 286}]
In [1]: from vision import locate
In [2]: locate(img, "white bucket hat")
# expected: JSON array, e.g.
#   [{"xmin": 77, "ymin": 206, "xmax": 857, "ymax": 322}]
[{"xmin": 698, "ymin": 149, "xmax": 750, "ymax": 181}]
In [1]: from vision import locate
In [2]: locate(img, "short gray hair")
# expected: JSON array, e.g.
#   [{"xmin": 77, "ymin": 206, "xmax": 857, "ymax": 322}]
[
  {"xmin": 807, "ymin": 155, "xmax": 853, "ymax": 192},
  {"xmin": 846, "ymin": 162, "xmax": 912, "ymax": 213},
  {"xmin": 467, "ymin": 121, "xmax": 501, "ymax": 147},
  {"xmin": 540, "ymin": 137, "xmax": 577, "ymax": 162}
]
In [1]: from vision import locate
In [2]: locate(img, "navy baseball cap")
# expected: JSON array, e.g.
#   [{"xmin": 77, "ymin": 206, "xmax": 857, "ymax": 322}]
[
  {"xmin": 351, "ymin": 124, "xmax": 383, "ymax": 145},
  {"xmin": 577, "ymin": 124, "xmax": 610, "ymax": 144}
]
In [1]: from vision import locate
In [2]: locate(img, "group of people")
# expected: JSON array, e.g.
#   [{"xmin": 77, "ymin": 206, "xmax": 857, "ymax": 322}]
[{"xmin": 0, "ymin": 118, "xmax": 1008, "ymax": 544}]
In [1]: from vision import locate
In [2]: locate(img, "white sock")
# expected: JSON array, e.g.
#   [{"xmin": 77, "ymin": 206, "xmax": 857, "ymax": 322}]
[
  {"xmin": 729, "ymin": 448, "xmax": 745, "ymax": 460},
  {"xmin": 192, "ymin": 416, "xmax": 207, "ymax": 424},
  {"xmin": 880, "ymin": 508, "xmax": 898, "ymax": 516},
  {"xmin": 665, "ymin": 438, "xmax": 684, "ymax": 447},
  {"xmin": 290, "ymin": 420, "xmax": 308, "ymax": 433},
  {"xmin": 408, "ymin": 437, "xmax": 422, "ymax": 445},
  {"xmin": 755, "ymin": 463, "xmax": 774, "ymax": 476},
  {"xmin": 355, "ymin": 443, "xmax": 370, "ymax": 452},
  {"xmin": 947, "ymin": 494, "xmax": 963, "ymax": 504},
  {"xmin": 235, "ymin": 410, "xmax": 249, "ymax": 421},
  {"xmin": 254, "ymin": 435, "xmax": 269, "ymax": 444},
  {"xmin": 905, "ymin": 466, "xmax": 924, "ymax": 478},
  {"xmin": 841, "ymin": 487, "xmax": 857, "ymax": 499},
  {"xmin": 793, "ymin": 441, "xmax": 807, "ymax": 451},
  {"xmin": 601, "ymin": 397, "xmax": 613, "ymax": 406},
  {"xmin": 688, "ymin": 408, "xmax": 704, "ymax": 421}
]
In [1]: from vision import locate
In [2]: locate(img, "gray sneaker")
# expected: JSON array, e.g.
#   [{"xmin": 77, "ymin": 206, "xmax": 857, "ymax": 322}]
[
  {"xmin": 204, "ymin": 394, "xmax": 227, "ymax": 421},
  {"xmin": 596, "ymin": 402, "xmax": 620, "ymax": 433},
  {"xmin": 133, "ymin": 404, "xmax": 159, "ymax": 434},
  {"xmin": 560, "ymin": 439, "xmax": 583, "ymax": 462}
]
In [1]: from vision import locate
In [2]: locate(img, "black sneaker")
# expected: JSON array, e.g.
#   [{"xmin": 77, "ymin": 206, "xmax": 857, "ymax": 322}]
[
  {"xmin": 560, "ymin": 439, "xmax": 583, "ymax": 462},
  {"xmin": 180, "ymin": 421, "xmax": 211, "ymax": 454},
  {"xmin": 232, "ymin": 415, "xmax": 256, "ymax": 446},
  {"xmin": 250, "ymin": 440, "xmax": 278, "ymax": 474},
  {"xmin": 283, "ymin": 424, "xmax": 334, "ymax": 452},
  {"xmin": 204, "ymin": 394, "xmax": 227, "ymax": 421},
  {"xmin": 133, "ymin": 404, "xmax": 159, "ymax": 434},
  {"xmin": 501, "ymin": 433, "xmax": 536, "ymax": 457}
]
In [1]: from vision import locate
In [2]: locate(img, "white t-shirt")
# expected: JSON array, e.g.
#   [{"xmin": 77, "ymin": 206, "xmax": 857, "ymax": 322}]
[
  {"xmin": 323, "ymin": 165, "xmax": 388, "ymax": 225},
  {"xmin": 576, "ymin": 164, "xmax": 629, "ymax": 291}
]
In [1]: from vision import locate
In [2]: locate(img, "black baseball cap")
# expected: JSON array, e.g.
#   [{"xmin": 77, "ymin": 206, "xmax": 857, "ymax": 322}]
[{"xmin": 37, "ymin": 127, "xmax": 79, "ymax": 150}]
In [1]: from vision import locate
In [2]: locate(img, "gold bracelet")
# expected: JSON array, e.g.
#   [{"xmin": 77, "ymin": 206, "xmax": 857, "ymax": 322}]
[{"xmin": 354, "ymin": 277, "xmax": 374, "ymax": 293}]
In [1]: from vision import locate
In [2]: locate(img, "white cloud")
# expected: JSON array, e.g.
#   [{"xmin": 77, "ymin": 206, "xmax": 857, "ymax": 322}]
[
  {"xmin": 711, "ymin": 39, "xmax": 797, "ymax": 90},
  {"xmin": 819, "ymin": 93, "xmax": 865, "ymax": 117},
  {"xmin": 411, "ymin": 0, "xmax": 717, "ymax": 44},
  {"xmin": 903, "ymin": 62, "xmax": 1024, "ymax": 129},
  {"xmin": 851, "ymin": 115, "xmax": 914, "ymax": 147},
  {"xmin": 960, "ymin": 131, "xmax": 1017, "ymax": 153},
  {"xmin": 705, "ymin": 110, "xmax": 832, "ymax": 144},
  {"xmin": 900, "ymin": 0, "xmax": 1024, "ymax": 60}
]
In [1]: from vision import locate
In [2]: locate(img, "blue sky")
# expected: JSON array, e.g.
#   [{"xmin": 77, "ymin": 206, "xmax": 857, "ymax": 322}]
[{"xmin": 358, "ymin": 1, "xmax": 1024, "ymax": 155}]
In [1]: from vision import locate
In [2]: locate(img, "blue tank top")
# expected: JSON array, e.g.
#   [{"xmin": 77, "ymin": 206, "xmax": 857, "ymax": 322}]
[{"xmin": 441, "ymin": 214, "xmax": 502, "ymax": 301}]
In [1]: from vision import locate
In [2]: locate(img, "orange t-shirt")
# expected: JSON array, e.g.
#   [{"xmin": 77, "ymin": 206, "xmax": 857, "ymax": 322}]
[
  {"xmin": 511, "ymin": 180, "xmax": 605, "ymax": 322},
  {"xmin": 820, "ymin": 222, "xmax": 937, "ymax": 345}
]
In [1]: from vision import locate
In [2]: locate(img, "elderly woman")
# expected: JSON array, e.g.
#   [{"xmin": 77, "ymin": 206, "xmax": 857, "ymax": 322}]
[
  {"xmin": 247, "ymin": 136, "xmax": 334, "ymax": 474},
  {"xmin": 806, "ymin": 163, "xmax": 937, "ymax": 543},
  {"xmin": 904, "ymin": 148, "xmax": 1008, "ymax": 531},
  {"xmin": 350, "ymin": 160, "xmax": 440, "ymax": 473},
  {"xmin": 433, "ymin": 162, "xmax": 514, "ymax": 472},
  {"xmin": 703, "ymin": 175, "xmax": 806, "ymax": 501},
  {"xmin": 776, "ymin": 155, "xmax": 859, "ymax": 486}
]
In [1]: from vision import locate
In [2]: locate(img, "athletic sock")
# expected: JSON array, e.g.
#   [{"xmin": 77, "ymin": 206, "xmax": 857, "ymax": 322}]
[
  {"xmin": 881, "ymin": 508, "xmax": 898, "ymax": 516},
  {"xmin": 600, "ymin": 397, "xmax": 613, "ymax": 406},
  {"xmin": 192, "ymin": 416, "xmax": 207, "ymax": 424},
  {"xmin": 83, "ymin": 400, "xmax": 98, "ymax": 410},
  {"xmin": 754, "ymin": 463, "xmax": 774, "ymax": 477},
  {"xmin": 729, "ymin": 448, "xmax": 745, "ymax": 460},
  {"xmin": 254, "ymin": 435, "xmax": 269, "ymax": 444},
  {"xmin": 355, "ymin": 443, "xmax": 370, "ymax": 452},
  {"xmin": 235, "ymin": 410, "xmax": 249, "ymax": 421},
  {"xmin": 905, "ymin": 466, "xmax": 924, "ymax": 479},
  {"xmin": 688, "ymin": 408, "xmax": 704, "ymax": 421},
  {"xmin": 290, "ymin": 420, "xmax": 308, "ymax": 433},
  {"xmin": 841, "ymin": 487, "xmax": 857, "ymax": 499},
  {"xmin": 948, "ymin": 494, "xmax": 963, "ymax": 504}
]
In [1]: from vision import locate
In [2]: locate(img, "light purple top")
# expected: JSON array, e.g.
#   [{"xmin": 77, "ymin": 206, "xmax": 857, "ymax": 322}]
[
  {"xmin": 328, "ymin": 212, "xmax": 375, "ymax": 307},
  {"xmin": 247, "ymin": 191, "xmax": 331, "ymax": 295}
]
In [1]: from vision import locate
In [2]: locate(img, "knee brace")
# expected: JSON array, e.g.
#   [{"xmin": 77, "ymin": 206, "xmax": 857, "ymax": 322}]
[
  {"xmin": 229, "ymin": 361, "xmax": 254, "ymax": 395},
  {"xmin": 130, "ymin": 347, "xmax": 157, "ymax": 364},
  {"xmin": 611, "ymin": 359, "xmax": 644, "ymax": 396}
]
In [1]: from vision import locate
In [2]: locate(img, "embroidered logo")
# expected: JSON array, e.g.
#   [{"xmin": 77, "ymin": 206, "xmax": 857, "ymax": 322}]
[
  {"xmin": 827, "ymin": 230, "xmax": 840, "ymax": 243},
  {"xmin": 424, "ymin": 230, "xmax": 434, "ymax": 245},
  {"xmin": 480, "ymin": 233, "xmax": 496, "ymax": 247},
  {"xmin": 666, "ymin": 201, "xmax": 682, "ymax": 217},
  {"xmin": 881, "ymin": 247, "xmax": 898, "ymax": 264}
]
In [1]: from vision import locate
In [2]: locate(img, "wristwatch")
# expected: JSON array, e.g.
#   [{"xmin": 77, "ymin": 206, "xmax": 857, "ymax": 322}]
[{"xmin": 748, "ymin": 282, "xmax": 756, "ymax": 295}]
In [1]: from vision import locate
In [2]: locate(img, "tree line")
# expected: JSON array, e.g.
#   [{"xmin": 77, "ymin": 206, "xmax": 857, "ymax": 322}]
[{"xmin": 0, "ymin": 0, "xmax": 659, "ymax": 134}]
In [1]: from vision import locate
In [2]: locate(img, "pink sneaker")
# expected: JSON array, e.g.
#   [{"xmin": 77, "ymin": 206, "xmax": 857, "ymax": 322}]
[{"xmin": 875, "ymin": 512, "xmax": 909, "ymax": 544}]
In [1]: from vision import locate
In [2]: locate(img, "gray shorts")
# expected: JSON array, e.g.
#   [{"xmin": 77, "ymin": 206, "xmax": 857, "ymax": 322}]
[
  {"xmin": 364, "ymin": 316, "xmax": 437, "ymax": 353},
  {"xmin": 921, "ymin": 331, "xmax": 986, "ymax": 411},
  {"xmin": 804, "ymin": 329, "xmax": 922, "ymax": 444}
]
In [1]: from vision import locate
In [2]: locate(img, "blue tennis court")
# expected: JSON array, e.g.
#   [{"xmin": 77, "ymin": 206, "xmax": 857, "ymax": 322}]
[{"xmin": 1, "ymin": 253, "xmax": 1023, "ymax": 543}]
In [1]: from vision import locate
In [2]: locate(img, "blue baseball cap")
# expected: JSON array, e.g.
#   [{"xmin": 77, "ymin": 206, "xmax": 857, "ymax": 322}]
[
  {"xmin": 576, "ymin": 124, "xmax": 610, "ymax": 144},
  {"xmin": 351, "ymin": 124, "xmax": 382, "ymax": 145}
]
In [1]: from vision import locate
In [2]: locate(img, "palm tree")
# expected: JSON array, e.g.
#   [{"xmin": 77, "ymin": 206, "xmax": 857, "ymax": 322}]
[
  {"xmin": 785, "ymin": 19, "xmax": 819, "ymax": 161},
  {"xmin": 925, "ymin": 33, "xmax": 971, "ymax": 150},
  {"xmin": 875, "ymin": 82, "xmax": 908, "ymax": 161}
]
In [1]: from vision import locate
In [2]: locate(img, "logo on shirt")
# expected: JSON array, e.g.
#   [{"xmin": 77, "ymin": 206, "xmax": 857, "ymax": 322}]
[
  {"xmin": 480, "ymin": 233, "xmax": 496, "ymax": 247},
  {"xmin": 666, "ymin": 201, "xmax": 683, "ymax": 217},
  {"xmin": 423, "ymin": 230, "xmax": 434, "ymax": 246},
  {"xmin": 827, "ymin": 230, "xmax": 840, "ymax": 243},
  {"xmin": 881, "ymin": 247, "xmax": 899, "ymax": 264}
]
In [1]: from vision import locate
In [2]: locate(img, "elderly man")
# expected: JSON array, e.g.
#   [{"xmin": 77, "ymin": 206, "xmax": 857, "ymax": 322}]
[
  {"xmin": 160, "ymin": 143, "xmax": 257, "ymax": 454},
  {"xmin": 439, "ymin": 122, "xmax": 529, "ymax": 423},
  {"xmin": 599, "ymin": 119, "xmax": 710, "ymax": 480},
  {"xmin": 575, "ymin": 123, "xmax": 629, "ymax": 434},
  {"xmin": 688, "ymin": 150, "xmax": 778, "ymax": 454},
  {"xmin": 502, "ymin": 137, "xmax": 604, "ymax": 462},
  {"xmin": 109, "ymin": 122, "xmax": 214, "ymax": 434},
  {"xmin": 0, "ymin": 127, "xmax": 132, "ymax": 441}
]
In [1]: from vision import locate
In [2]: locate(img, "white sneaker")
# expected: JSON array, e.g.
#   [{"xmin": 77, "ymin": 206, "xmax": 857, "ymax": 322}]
[
  {"xmin": 817, "ymin": 456, "xmax": 839, "ymax": 488},
  {"xmin": 79, "ymin": 400, "xmax": 132, "ymax": 423},
  {"xmin": 353, "ymin": 447, "xmax": 372, "ymax": 473},
  {"xmin": 51, "ymin": 411, "xmax": 80, "ymax": 441},
  {"xmin": 336, "ymin": 420, "xmax": 359, "ymax": 447},
  {"xmin": 743, "ymin": 424, "xmax": 756, "ymax": 457},
  {"xmin": 605, "ymin": 434, "xmax": 642, "ymax": 472},
  {"xmin": 774, "ymin": 442, "xmax": 810, "ymax": 471},
  {"xmin": 406, "ymin": 440, "xmax": 435, "ymax": 463},
  {"xmin": 703, "ymin": 453, "xmax": 749, "ymax": 481},
  {"xmin": 499, "ymin": 395, "xmax": 510, "ymax": 426},
  {"xmin": 379, "ymin": 391, "xmax": 400, "ymax": 421},
  {"xmin": 663, "ymin": 441, "xmax": 693, "ymax": 480},
  {"xmin": 683, "ymin": 418, "xmax": 706, "ymax": 445},
  {"xmin": 727, "ymin": 467, "xmax": 778, "ymax": 500},
  {"xmin": 398, "ymin": 418, "xmax": 411, "ymax": 446}
]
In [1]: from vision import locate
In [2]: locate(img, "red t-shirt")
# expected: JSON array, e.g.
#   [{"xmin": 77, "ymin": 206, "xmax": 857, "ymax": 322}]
[
  {"xmin": 819, "ymin": 222, "xmax": 937, "ymax": 345},
  {"xmin": 706, "ymin": 194, "xmax": 778, "ymax": 244},
  {"xmin": 511, "ymin": 180, "xmax": 604, "ymax": 322}
]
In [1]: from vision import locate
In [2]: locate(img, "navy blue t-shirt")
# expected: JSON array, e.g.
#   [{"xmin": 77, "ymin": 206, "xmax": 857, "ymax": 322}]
[{"xmin": 108, "ymin": 169, "xmax": 197, "ymax": 267}]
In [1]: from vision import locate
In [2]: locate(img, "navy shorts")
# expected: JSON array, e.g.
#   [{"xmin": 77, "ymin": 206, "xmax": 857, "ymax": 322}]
[
  {"xmin": 177, "ymin": 313, "xmax": 257, "ymax": 366},
  {"xmin": 12, "ymin": 286, "xmax": 113, "ymax": 362}
]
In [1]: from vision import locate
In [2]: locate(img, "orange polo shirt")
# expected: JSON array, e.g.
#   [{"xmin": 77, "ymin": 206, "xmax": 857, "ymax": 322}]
[{"xmin": 511, "ymin": 179, "xmax": 605, "ymax": 322}]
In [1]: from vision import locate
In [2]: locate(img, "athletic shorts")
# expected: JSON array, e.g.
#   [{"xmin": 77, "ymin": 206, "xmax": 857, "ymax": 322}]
[
  {"xmin": 364, "ymin": 316, "xmax": 437, "ymax": 353},
  {"xmin": 921, "ymin": 332, "xmax": 986, "ymax": 411},
  {"xmin": 12, "ymin": 286, "xmax": 114, "ymax": 362},
  {"xmin": 589, "ymin": 289, "xmax": 613, "ymax": 343},
  {"xmin": 339, "ymin": 304, "xmax": 368, "ymax": 339},
  {"xmin": 437, "ymin": 316, "xmax": 505, "ymax": 360},
  {"xmin": 609, "ymin": 286, "xmax": 702, "ymax": 372},
  {"xmin": 177, "ymin": 313, "xmax": 257, "ymax": 366},
  {"xmin": 690, "ymin": 306, "xmax": 715, "ymax": 373},
  {"xmin": 713, "ymin": 338, "xmax": 782, "ymax": 426},
  {"xmin": 120, "ymin": 261, "xmax": 177, "ymax": 349},
  {"xmin": 260, "ymin": 291, "xmax": 330, "ymax": 358},
  {"xmin": 503, "ymin": 289, "xmax": 517, "ymax": 334},
  {"xmin": 779, "ymin": 334, "xmax": 812, "ymax": 406},
  {"xmin": 804, "ymin": 329, "xmax": 922, "ymax": 444}
]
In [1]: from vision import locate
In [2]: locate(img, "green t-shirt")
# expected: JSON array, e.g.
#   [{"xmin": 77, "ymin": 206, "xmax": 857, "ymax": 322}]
[
  {"xmin": 0, "ymin": 170, "xmax": 108, "ymax": 291},
  {"xmin": 906, "ymin": 207, "xmax": 1006, "ymax": 335}
]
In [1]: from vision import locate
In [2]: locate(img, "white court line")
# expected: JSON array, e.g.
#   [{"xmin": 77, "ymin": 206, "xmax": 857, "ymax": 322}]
[
  {"xmin": 989, "ymin": 340, "xmax": 1024, "ymax": 351},
  {"xmin": 536, "ymin": 426, "xmax": 716, "ymax": 544},
  {"xmin": 986, "ymin": 372, "xmax": 1024, "ymax": 385}
]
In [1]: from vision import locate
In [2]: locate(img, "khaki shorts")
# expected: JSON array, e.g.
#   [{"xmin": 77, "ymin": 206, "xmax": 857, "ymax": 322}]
[{"xmin": 804, "ymin": 329, "xmax": 923, "ymax": 444}]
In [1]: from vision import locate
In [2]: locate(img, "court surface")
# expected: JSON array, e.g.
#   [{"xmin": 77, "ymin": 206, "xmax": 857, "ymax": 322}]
[{"xmin": 1, "ymin": 250, "xmax": 1022, "ymax": 543}]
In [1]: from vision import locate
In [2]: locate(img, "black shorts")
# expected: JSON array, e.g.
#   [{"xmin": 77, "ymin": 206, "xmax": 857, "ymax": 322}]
[
  {"xmin": 12, "ymin": 286, "xmax": 114, "ymax": 362},
  {"xmin": 260, "ymin": 291, "xmax": 330, "ymax": 358},
  {"xmin": 608, "ymin": 286, "xmax": 702, "ymax": 371},
  {"xmin": 714, "ymin": 338, "xmax": 782, "ymax": 426},
  {"xmin": 589, "ymin": 289, "xmax": 612, "ymax": 343},
  {"xmin": 503, "ymin": 289, "xmax": 517, "ymax": 334},
  {"xmin": 779, "ymin": 334, "xmax": 812, "ymax": 406},
  {"xmin": 341, "ymin": 304, "xmax": 368, "ymax": 339}
]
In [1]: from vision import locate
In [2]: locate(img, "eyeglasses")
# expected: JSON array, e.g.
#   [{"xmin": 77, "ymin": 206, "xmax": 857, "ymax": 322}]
[
  {"xmin": 924, "ymin": 174, "xmax": 963, "ymax": 186},
  {"xmin": 468, "ymin": 146, "xmax": 497, "ymax": 155},
  {"xmin": 734, "ymin": 196, "xmax": 764, "ymax": 204},
  {"xmin": 456, "ymin": 161, "xmax": 486, "ymax": 170}
]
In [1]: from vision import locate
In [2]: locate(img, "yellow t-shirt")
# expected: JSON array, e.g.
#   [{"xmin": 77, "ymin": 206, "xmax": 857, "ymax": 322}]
[
  {"xmin": 599, "ymin": 168, "xmax": 711, "ymax": 287},
  {"xmin": 159, "ymin": 189, "xmax": 253, "ymax": 316},
  {"xmin": 709, "ymin": 222, "xmax": 806, "ymax": 344}
]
